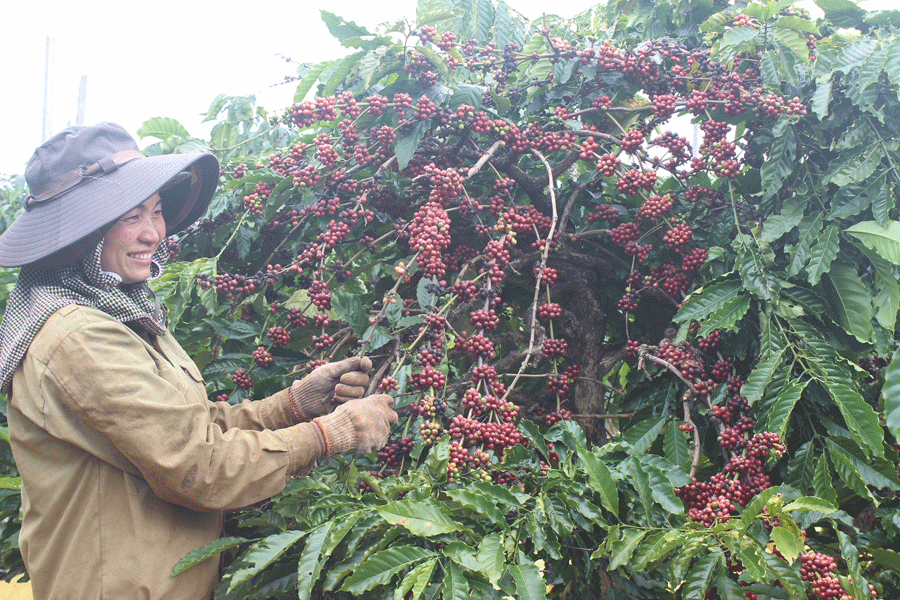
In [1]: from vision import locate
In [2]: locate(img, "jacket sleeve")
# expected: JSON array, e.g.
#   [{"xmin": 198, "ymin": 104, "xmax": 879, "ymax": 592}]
[
  {"xmin": 206, "ymin": 388, "xmax": 300, "ymax": 432},
  {"xmin": 152, "ymin": 328, "xmax": 301, "ymax": 432},
  {"xmin": 41, "ymin": 316, "xmax": 320, "ymax": 512}
]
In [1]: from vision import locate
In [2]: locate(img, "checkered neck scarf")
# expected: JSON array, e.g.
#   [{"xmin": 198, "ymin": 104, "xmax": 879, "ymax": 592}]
[{"xmin": 0, "ymin": 242, "xmax": 168, "ymax": 394}]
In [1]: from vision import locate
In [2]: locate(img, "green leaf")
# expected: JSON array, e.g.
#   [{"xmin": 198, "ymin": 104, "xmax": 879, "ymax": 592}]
[
  {"xmin": 773, "ymin": 15, "xmax": 820, "ymax": 35},
  {"xmin": 827, "ymin": 146, "xmax": 883, "ymax": 187},
  {"xmin": 699, "ymin": 295, "xmax": 751, "ymax": 336},
  {"xmin": 376, "ymin": 499, "xmax": 461, "ymax": 536},
  {"xmin": 736, "ymin": 239, "xmax": 780, "ymax": 301},
  {"xmin": 813, "ymin": 454, "xmax": 838, "ymax": 504},
  {"xmin": 476, "ymin": 532, "xmax": 505, "ymax": 586},
  {"xmin": 764, "ymin": 553, "xmax": 806, "ymax": 600},
  {"xmin": 761, "ymin": 196, "xmax": 806, "ymax": 243},
  {"xmin": 332, "ymin": 291, "xmax": 369, "ymax": 336},
  {"xmin": 856, "ymin": 244, "xmax": 900, "ymax": 331},
  {"xmin": 827, "ymin": 438, "xmax": 899, "ymax": 489},
  {"xmin": 137, "ymin": 117, "xmax": 191, "ymax": 140},
  {"xmin": 674, "ymin": 279, "xmax": 742, "ymax": 324},
  {"xmin": 664, "ymin": 423, "xmax": 691, "ymax": 472},
  {"xmin": 449, "ymin": 83, "xmax": 485, "ymax": 110},
  {"xmin": 636, "ymin": 455, "xmax": 685, "ymax": 516},
  {"xmin": 832, "ymin": 38, "xmax": 877, "ymax": 74},
  {"xmin": 845, "ymin": 220, "xmax": 900, "ymax": 265},
  {"xmin": 0, "ymin": 476, "xmax": 21, "ymax": 491},
  {"xmin": 714, "ymin": 568, "xmax": 747, "ymax": 600},
  {"xmin": 633, "ymin": 530, "xmax": 689, "ymax": 569},
  {"xmin": 711, "ymin": 26, "xmax": 758, "ymax": 65},
  {"xmin": 442, "ymin": 562, "xmax": 470, "ymax": 600},
  {"xmin": 811, "ymin": 74, "xmax": 833, "ymax": 120},
  {"xmin": 228, "ymin": 531, "xmax": 306, "ymax": 592},
  {"xmin": 172, "ymin": 536, "xmax": 247, "ymax": 577},
  {"xmin": 395, "ymin": 121, "xmax": 430, "ymax": 170},
  {"xmin": 783, "ymin": 496, "xmax": 838, "ymax": 513},
  {"xmin": 577, "ymin": 446, "xmax": 619, "ymax": 515},
  {"xmin": 605, "ymin": 528, "xmax": 650, "ymax": 571},
  {"xmin": 741, "ymin": 487, "xmax": 781, "ymax": 529},
  {"xmin": 821, "ymin": 262, "xmax": 874, "ymax": 343},
  {"xmin": 805, "ymin": 224, "xmax": 840, "ymax": 286},
  {"xmin": 445, "ymin": 488, "xmax": 506, "ymax": 525},
  {"xmin": 886, "ymin": 37, "xmax": 900, "ymax": 90},
  {"xmin": 837, "ymin": 531, "xmax": 870, "ymax": 600},
  {"xmin": 742, "ymin": 350, "xmax": 784, "ymax": 406},
  {"xmin": 764, "ymin": 379, "xmax": 808, "ymax": 441},
  {"xmin": 772, "ymin": 28, "xmax": 810, "ymax": 63},
  {"xmin": 761, "ymin": 124, "xmax": 795, "ymax": 200},
  {"xmin": 506, "ymin": 563, "xmax": 548, "ymax": 600},
  {"xmin": 871, "ymin": 548, "xmax": 900, "ymax": 573},
  {"xmin": 828, "ymin": 444, "xmax": 878, "ymax": 503},
  {"xmin": 771, "ymin": 521, "xmax": 804, "ymax": 564},
  {"xmin": 883, "ymin": 344, "xmax": 900, "ymax": 442},
  {"xmin": 393, "ymin": 558, "xmax": 437, "ymax": 600},
  {"xmin": 826, "ymin": 383, "xmax": 884, "ymax": 458},
  {"xmin": 341, "ymin": 546, "xmax": 436, "ymax": 595},
  {"xmin": 443, "ymin": 541, "xmax": 481, "ymax": 574},
  {"xmin": 468, "ymin": 480, "xmax": 524, "ymax": 509},
  {"xmin": 786, "ymin": 441, "xmax": 817, "ymax": 493},
  {"xmin": 787, "ymin": 212, "xmax": 824, "ymax": 278},
  {"xmin": 322, "ymin": 51, "xmax": 368, "ymax": 97},
  {"xmin": 320, "ymin": 10, "xmax": 374, "ymax": 44},
  {"xmin": 828, "ymin": 174, "xmax": 887, "ymax": 221},
  {"xmin": 297, "ymin": 522, "xmax": 334, "ymax": 600},
  {"xmin": 293, "ymin": 61, "xmax": 332, "ymax": 102},
  {"xmin": 623, "ymin": 416, "xmax": 666, "ymax": 454},
  {"xmin": 857, "ymin": 44, "xmax": 888, "ymax": 93},
  {"xmin": 683, "ymin": 551, "xmax": 722, "ymax": 600},
  {"xmin": 627, "ymin": 457, "xmax": 654, "ymax": 525}
]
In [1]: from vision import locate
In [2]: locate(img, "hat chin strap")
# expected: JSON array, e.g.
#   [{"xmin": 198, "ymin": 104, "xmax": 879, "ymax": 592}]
[{"xmin": 24, "ymin": 150, "xmax": 145, "ymax": 210}]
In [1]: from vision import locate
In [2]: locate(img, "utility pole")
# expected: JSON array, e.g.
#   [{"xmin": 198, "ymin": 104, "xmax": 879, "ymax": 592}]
[
  {"xmin": 76, "ymin": 76, "xmax": 87, "ymax": 126},
  {"xmin": 42, "ymin": 37, "xmax": 55, "ymax": 142}
]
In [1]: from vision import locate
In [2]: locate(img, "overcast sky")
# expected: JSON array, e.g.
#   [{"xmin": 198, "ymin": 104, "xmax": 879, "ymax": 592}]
[{"xmin": 1, "ymin": 0, "xmax": 893, "ymax": 176}]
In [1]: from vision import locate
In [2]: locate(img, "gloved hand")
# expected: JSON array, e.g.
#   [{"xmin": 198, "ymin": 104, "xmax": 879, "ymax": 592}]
[
  {"xmin": 288, "ymin": 356, "xmax": 372, "ymax": 421},
  {"xmin": 312, "ymin": 394, "xmax": 397, "ymax": 456}
]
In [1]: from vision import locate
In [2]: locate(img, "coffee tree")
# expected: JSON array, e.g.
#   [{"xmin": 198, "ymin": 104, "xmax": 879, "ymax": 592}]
[{"xmin": 3, "ymin": 0, "xmax": 900, "ymax": 597}]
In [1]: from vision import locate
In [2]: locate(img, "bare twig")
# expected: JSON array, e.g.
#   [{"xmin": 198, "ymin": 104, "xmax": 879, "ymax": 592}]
[
  {"xmin": 683, "ymin": 388, "xmax": 702, "ymax": 478},
  {"xmin": 572, "ymin": 412, "xmax": 635, "ymax": 419},
  {"xmin": 501, "ymin": 149, "xmax": 559, "ymax": 401},
  {"xmin": 466, "ymin": 140, "xmax": 504, "ymax": 180}
]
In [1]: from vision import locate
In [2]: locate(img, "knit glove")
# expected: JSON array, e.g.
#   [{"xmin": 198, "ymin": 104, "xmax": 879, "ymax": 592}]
[
  {"xmin": 288, "ymin": 356, "xmax": 372, "ymax": 422},
  {"xmin": 312, "ymin": 394, "xmax": 397, "ymax": 456}
]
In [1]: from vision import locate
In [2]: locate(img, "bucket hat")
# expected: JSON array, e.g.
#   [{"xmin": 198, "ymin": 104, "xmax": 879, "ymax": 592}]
[{"xmin": 0, "ymin": 122, "xmax": 219, "ymax": 267}]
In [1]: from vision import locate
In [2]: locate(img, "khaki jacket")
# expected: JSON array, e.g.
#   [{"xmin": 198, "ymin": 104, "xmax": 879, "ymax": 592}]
[{"xmin": 7, "ymin": 305, "xmax": 322, "ymax": 600}]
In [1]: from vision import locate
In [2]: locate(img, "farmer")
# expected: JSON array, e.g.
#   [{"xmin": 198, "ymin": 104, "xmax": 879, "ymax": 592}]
[{"xmin": 0, "ymin": 122, "xmax": 397, "ymax": 599}]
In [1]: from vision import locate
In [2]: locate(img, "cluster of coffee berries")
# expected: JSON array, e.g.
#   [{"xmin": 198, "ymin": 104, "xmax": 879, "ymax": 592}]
[
  {"xmin": 252, "ymin": 347, "xmax": 274, "ymax": 368},
  {"xmin": 410, "ymin": 366, "xmax": 447, "ymax": 391},
  {"xmin": 542, "ymin": 338, "xmax": 568, "ymax": 360},
  {"xmin": 377, "ymin": 437, "xmax": 415, "ymax": 469},
  {"xmin": 408, "ymin": 201, "xmax": 451, "ymax": 278},
  {"xmin": 231, "ymin": 369, "xmax": 253, "ymax": 390},
  {"xmin": 267, "ymin": 326, "xmax": 291, "ymax": 347}
]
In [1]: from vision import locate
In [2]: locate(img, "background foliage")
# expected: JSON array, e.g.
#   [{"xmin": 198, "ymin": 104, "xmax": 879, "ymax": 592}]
[{"xmin": 3, "ymin": 0, "xmax": 900, "ymax": 598}]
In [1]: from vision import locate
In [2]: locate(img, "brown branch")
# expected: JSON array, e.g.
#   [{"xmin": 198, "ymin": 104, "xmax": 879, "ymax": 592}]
[
  {"xmin": 683, "ymin": 388, "xmax": 702, "ymax": 478},
  {"xmin": 465, "ymin": 139, "xmax": 504, "ymax": 180},
  {"xmin": 572, "ymin": 412, "xmax": 635, "ymax": 419}
]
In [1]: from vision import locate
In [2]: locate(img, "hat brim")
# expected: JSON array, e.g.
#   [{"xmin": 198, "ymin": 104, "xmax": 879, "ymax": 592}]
[{"xmin": 0, "ymin": 152, "xmax": 219, "ymax": 268}]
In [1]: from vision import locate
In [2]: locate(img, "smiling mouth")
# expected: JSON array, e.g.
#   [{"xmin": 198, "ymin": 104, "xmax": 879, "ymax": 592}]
[{"xmin": 128, "ymin": 253, "xmax": 154, "ymax": 260}]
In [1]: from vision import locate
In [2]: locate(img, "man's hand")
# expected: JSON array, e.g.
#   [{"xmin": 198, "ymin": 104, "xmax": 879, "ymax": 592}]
[
  {"xmin": 288, "ymin": 356, "xmax": 373, "ymax": 421},
  {"xmin": 313, "ymin": 394, "xmax": 398, "ymax": 455}
]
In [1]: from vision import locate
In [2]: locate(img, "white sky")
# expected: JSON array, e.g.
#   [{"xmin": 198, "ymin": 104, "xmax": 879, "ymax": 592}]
[{"xmin": 1, "ymin": 0, "xmax": 893, "ymax": 176}]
